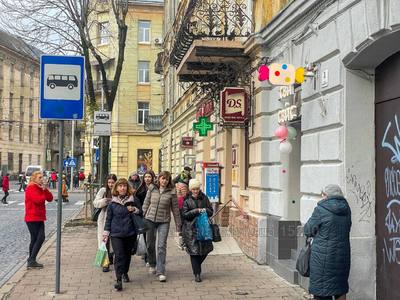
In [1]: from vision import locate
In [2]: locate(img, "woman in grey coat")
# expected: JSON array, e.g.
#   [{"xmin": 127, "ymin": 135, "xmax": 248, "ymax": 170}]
[{"xmin": 304, "ymin": 185, "xmax": 352, "ymax": 300}]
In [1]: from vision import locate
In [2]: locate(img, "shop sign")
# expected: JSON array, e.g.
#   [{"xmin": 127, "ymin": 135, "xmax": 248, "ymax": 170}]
[
  {"xmin": 202, "ymin": 162, "xmax": 220, "ymax": 203},
  {"xmin": 196, "ymin": 100, "xmax": 214, "ymax": 120},
  {"xmin": 181, "ymin": 136, "xmax": 194, "ymax": 149},
  {"xmin": 220, "ymin": 87, "xmax": 249, "ymax": 124},
  {"xmin": 278, "ymin": 84, "xmax": 302, "ymax": 124},
  {"xmin": 278, "ymin": 105, "xmax": 298, "ymax": 123}
]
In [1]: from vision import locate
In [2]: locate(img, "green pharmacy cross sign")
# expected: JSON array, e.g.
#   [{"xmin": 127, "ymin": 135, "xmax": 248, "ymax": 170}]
[{"xmin": 193, "ymin": 117, "xmax": 214, "ymax": 137}]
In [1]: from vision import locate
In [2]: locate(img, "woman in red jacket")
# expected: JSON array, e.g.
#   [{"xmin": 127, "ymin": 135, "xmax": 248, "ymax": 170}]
[
  {"xmin": 1, "ymin": 173, "xmax": 9, "ymax": 204},
  {"xmin": 25, "ymin": 171, "xmax": 53, "ymax": 269}
]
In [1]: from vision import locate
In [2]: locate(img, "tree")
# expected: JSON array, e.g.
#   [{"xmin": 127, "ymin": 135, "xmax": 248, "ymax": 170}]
[{"xmin": 0, "ymin": 0, "xmax": 129, "ymax": 181}]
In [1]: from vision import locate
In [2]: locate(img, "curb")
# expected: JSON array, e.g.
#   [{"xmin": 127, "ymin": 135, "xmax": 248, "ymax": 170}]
[{"xmin": 0, "ymin": 206, "xmax": 85, "ymax": 300}]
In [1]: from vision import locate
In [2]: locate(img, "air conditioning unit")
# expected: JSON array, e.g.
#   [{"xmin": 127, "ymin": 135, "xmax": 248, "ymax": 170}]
[{"xmin": 154, "ymin": 37, "xmax": 163, "ymax": 45}]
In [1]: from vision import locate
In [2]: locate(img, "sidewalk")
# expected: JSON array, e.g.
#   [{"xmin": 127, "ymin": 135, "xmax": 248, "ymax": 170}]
[{"xmin": 3, "ymin": 226, "xmax": 307, "ymax": 300}]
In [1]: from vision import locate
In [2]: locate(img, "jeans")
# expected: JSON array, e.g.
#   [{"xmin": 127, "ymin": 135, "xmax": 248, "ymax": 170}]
[
  {"xmin": 190, "ymin": 255, "xmax": 208, "ymax": 275},
  {"xmin": 1, "ymin": 191, "xmax": 9, "ymax": 202},
  {"xmin": 111, "ymin": 236, "xmax": 136, "ymax": 280},
  {"xmin": 146, "ymin": 221, "xmax": 170, "ymax": 275},
  {"xmin": 26, "ymin": 222, "xmax": 45, "ymax": 263}
]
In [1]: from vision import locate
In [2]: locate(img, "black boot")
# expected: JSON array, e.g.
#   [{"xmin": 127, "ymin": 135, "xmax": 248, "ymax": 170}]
[
  {"xmin": 102, "ymin": 266, "xmax": 110, "ymax": 272},
  {"xmin": 27, "ymin": 261, "xmax": 44, "ymax": 269},
  {"xmin": 114, "ymin": 279, "xmax": 122, "ymax": 291},
  {"xmin": 122, "ymin": 273, "xmax": 130, "ymax": 282},
  {"xmin": 194, "ymin": 274, "xmax": 202, "ymax": 282}
]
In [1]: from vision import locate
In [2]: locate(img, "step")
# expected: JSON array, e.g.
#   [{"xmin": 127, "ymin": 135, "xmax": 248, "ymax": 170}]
[
  {"xmin": 291, "ymin": 248, "xmax": 299, "ymax": 261},
  {"xmin": 270, "ymin": 258, "xmax": 299, "ymax": 285}
]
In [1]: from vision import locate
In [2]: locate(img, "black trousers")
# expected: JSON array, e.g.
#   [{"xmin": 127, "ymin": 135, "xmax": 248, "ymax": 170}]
[
  {"xmin": 190, "ymin": 254, "xmax": 208, "ymax": 275},
  {"xmin": 314, "ymin": 295, "xmax": 344, "ymax": 300},
  {"xmin": 26, "ymin": 221, "xmax": 45, "ymax": 263},
  {"xmin": 111, "ymin": 235, "xmax": 136, "ymax": 280},
  {"xmin": 2, "ymin": 191, "xmax": 9, "ymax": 202}
]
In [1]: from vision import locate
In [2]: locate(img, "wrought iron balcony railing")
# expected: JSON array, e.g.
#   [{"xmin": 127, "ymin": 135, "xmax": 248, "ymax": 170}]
[
  {"xmin": 170, "ymin": 0, "xmax": 254, "ymax": 67},
  {"xmin": 144, "ymin": 115, "xmax": 163, "ymax": 132}
]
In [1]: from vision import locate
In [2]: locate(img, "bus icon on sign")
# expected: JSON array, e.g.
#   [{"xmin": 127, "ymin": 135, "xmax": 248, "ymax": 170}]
[{"xmin": 47, "ymin": 74, "xmax": 78, "ymax": 90}]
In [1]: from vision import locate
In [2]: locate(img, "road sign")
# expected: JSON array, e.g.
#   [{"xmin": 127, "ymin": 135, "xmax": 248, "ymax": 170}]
[
  {"xmin": 40, "ymin": 55, "xmax": 85, "ymax": 120},
  {"xmin": 94, "ymin": 111, "xmax": 111, "ymax": 123},
  {"xmin": 63, "ymin": 158, "xmax": 77, "ymax": 168},
  {"xmin": 94, "ymin": 111, "xmax": 111, "ymax": 136}
]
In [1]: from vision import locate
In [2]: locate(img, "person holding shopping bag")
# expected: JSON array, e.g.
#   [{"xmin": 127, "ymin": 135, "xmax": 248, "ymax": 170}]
[
  {"xmin": 142, "ymin": 171, "xmax": 181, "ymax": 282},
  {"xmin": 103, "ymin": 178, "xmax": 142, "ymax": 291},
  {"xmin": 182, "ymin": 179, "xmax": 213, "ymax": 282},
  {"xmin": 304, "ymin": 184, "xmax": 351, "ymax": 300},
  {"xmin": 24, "ymin": 171, "xmax": 53, "ymax": 269},
  {"xmin": 93, "ymin": 174, "xmax": 117, "ymax": 272}
]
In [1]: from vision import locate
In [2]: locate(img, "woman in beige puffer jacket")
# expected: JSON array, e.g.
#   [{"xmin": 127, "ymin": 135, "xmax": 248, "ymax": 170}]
[{"xmin": 93, "ymin": 174, "xmax": 117, "ymax": 272}]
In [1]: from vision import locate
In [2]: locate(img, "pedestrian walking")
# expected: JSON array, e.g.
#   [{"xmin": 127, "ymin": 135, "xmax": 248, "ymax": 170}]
[
  {"xmin": 103, "ymin": 178, "xmax": 142, "ymax": 291},
  {"xmin": 304, "ymin": 184, "xmax": 351, "ymax": 300},
  {"xmin": 19, "ymin": 173, "xmax": 27, "ymax": 192},
  {"xmin": 24, "ymin": 171, "xmax": 53, "ymax": 269},
  {"xmin": 73, "ymin": 172, "xmax": 79, "ymax": 189},
  {"xmin": 50, "ymin": 171, "xmax": 57, "ymax": 189},
  {"xmin": 128, "ymin": 172, "xmax": 141, "ymax": 191},
  {"xmin": 94, "ymin": 174, "xmax": 117, "ymax": 272},
  {"xmin": 142, "ymin": 171, "xmax": 181, "ymax": 282},
  {"xmin": 1, "ymin": 173, "xmax": 10, "ymax": 204},
  {"xmin": 182, "ymin": 179, "xmax": 213, "ymax": 282},
  {"xmin": 78, "ymin": 169, "xmax": 85, "ymax": 189},
  {"xmin": 61, "ymin": 175, "xmax": 69, "ymax": 202}
]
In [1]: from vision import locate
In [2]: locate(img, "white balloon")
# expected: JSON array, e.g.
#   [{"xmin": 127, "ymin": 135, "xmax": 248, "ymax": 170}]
[{"xmin": 279, "ymin": 140, "xmax": 293, "ymax": 154}]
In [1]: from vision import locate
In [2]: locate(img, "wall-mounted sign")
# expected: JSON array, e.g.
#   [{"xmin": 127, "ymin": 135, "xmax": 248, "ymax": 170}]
[
  {"xmin": 278, "ymin": 105, "xmax": 298, "ymax": 124},
  {"xmin": 181, "ymin": 136, "xmax": 194, "ymax": 149},
  {"xmin": 278, "ymin": 84, "xmax": 302, "ymax": 124},
  {"xmin": 193, "ymin": 117, "xmax": 214, "ymax": 137},
  {"xmin": 196, "ymin": 100, "xmax": 214, "ymax": 120},
  {"xmin": 220, "ymin": 87, "xmax": 249, "ymax": 124},
  {"xmin": 202, "ymin": 162, "xmax": 220, "ymax": 203}
]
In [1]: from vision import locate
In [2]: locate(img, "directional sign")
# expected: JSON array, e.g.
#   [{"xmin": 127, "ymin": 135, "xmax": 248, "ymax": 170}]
[
  {"xmin": 63, "ymin": 158, "xmax": 77, "ymax": 168},
  {"xmin": 40, "ymin": 55, "xmax": 85, "ymax": 120}
]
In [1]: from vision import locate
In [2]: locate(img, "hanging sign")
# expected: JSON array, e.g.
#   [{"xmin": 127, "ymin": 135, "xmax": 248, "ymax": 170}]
[
  {"xmin": 258, "ymin": 63, "xmax": 305, "ymax": 85},
  {"xmin": 202, "ymin": 162, "xmax": 220, "ymax": 203},
  {"xmin": 193, "ymin": 117, "xmax": 214, "ymax": 137},
  {"xmin": 196, "ymin": 100, "xmax": 214, "ymax": 120},
  {"xmin": 220, "ymin": 87, "xmax": 249, "ymax": 124},
  {"xmin": 181, "ymin": 137, "xmax": 194, "ymax": 149}
]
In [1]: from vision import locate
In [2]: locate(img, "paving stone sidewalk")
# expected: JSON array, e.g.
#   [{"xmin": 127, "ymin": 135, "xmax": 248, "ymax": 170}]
[{"xmin": 4, "ymin": 226, "xmax": 307, "ymax": 300}]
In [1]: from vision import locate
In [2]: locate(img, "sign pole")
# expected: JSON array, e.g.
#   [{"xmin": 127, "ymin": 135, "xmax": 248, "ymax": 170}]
[
  {"xmin": 70, "ymin": 120, "xmax": 75, "ymax": 191},
  {"xmin": 56, "ymin": 120, "xmax": 64, "ymax": 294},
  {"xmin": 99, "ymin": 137, "xmax": 104, "ymax": 186}
]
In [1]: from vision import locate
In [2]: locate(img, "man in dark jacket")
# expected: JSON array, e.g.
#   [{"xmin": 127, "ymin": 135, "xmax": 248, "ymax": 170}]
[{"xmin": 304, "ymin": 184, "xmax": 352, "ymax": 300}]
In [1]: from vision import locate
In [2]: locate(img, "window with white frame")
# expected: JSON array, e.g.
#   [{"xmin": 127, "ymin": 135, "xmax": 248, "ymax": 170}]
[
  {"xmin": 98, "ymin": 21, "xmax": 109, "ymax": 45},
  {"xmin": 138, "ymin": 21, "xmax": 151, "ymax": 43},
  {"xmin": 138, "ymin": 61, "xmax": 150, "ymax": 83},
  {"xmin": 137, "ymin": 102, "xmax": 149, "ymax": 125}
]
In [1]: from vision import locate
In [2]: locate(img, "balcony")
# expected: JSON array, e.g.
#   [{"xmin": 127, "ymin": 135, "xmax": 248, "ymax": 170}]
[
  {"xmin": 169, "ymin": 0, "xmax": 254, "ymax": 82},
  {"xmin": 95, "ymin": 80, "xmax": 113, "ymax": 93},
  {"xmin": 144, "ymin": 115, "xmax": 163, "ymax": 132}
]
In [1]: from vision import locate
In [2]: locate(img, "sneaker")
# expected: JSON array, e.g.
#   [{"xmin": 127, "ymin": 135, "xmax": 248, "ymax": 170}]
[
  {"xmin": 148, "ymin": 267, "xmax": 156, "ymax": 274},
  {"xmin": 102, "ymin": 266, "xmax": 110, "ymax": 272},
  {"xmin": 195, "ymin": 274, "xmax": 202, "ymax": 282},
  {"xmin": 145, "ymin": 262, "xmax": 150, "ymax": 268},
  {"xmin": 27, "ymin": 261, "xmax": 44, "ymax": 269},
  {"xmin": 122, "ymin": 273, "xmax": 130, "ymax": 283},
  {"xmin": 114, "ymin": 279, "xmax": 122, "ymax": 291},
  {"xmin": 158, "ymin": 274, "xmax": 166, "ymax": 282}
]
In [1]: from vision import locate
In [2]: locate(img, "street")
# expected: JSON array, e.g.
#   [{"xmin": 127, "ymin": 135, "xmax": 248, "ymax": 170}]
[{"xmin": 0, "ymin": 182, "xmax": 84, "ymax": 288}]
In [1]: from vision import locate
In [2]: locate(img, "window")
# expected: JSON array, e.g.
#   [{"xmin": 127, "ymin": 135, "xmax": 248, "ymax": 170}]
[
  {"xmin": 8, "ymin": 124, "xmax": 13, "ymax": 141},
  {"xmin": 29, "ymin": 98, "xmax": 33, "ymax": 120},
  {"xmin": 138, "ymin": 61, "xmax": 150, "ymax": 83},
  {"xmin": 29, "ymin": 126, "xmax": 33, "ymax": 143},
  {"xmin": 0, "ymin": 60, "xmax": 3, "ymax": 79},
  {"xmin": 20, "ymin": 65, "xmax": 25, "ymax": 86},
  {"xmin": 38, "ymin": 127, "xmax": 42, "ymax": 144},
  {"xmin": 98, "ymin": 21, "xmax": 109, "ymax": 45},
  {"xmin": 30, "ymin": 69, "xmax": 34, "ymax": 88},
  {"xmin": 28, "ymin": 154, "xmax": 32, "ymax": 165},
  {"xmin": 137, "ymin": 102, "xmax": 150, "ymax": 125},
  {"xmin": 19, "ymin": 123, "xmax": 23, "ymax": 142},
  {"xmin": 37, "ymin": 155, "xmax": 41, "ymax": 165},
  {"xmin": 8, "ymin": 153, "xmax": 13, "ymax": 171},
  {"xmin": 19, "ymin": 96, "xmax": 24, "ymax": 114},
  {"xmin": 10, "ymin": 63, "xmax": 14, "ymax": 83},
  {"xmin": 138, "ymin": 21, "xmax": 151, "ymax": 43}
]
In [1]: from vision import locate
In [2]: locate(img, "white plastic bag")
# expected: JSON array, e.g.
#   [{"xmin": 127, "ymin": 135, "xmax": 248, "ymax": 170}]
[{"xmin": 136, "ymin": 234, "xmax": 147, "ymax": 256}]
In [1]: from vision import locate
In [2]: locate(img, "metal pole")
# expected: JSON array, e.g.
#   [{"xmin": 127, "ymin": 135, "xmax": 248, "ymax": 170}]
[
  {"xmin": 99, "ymin": 137, "xmax": 104, "ymax": 186},
  {"xmin": 56, "ymin": 120, "xmax": 64, "ymax": 294},
  {"xmin": 70, "ymin": 120, "xmax": 75, "ymax": 191}
]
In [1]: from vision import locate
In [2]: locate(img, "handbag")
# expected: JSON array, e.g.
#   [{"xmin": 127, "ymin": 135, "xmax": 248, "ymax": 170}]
[
  {"xmin": 210, "ymin": 223, "xmax": 222, "ymax": 242},
  {"xmin": 136, "ymin": 234, "xmax": 147, "ymax": 256},
  {"xmin": 296, "ymin": 238, "xmax": 312, "ymax": 277},
  {"xmin": 94, "ymin": 242, "xmax": 107, "ymax": 267},
  {"xmin": 196, "ymin": 211, "xmax": 213, "ymax": 241},
  {"xmin": 131, "ymin": 214, "xmax": 146, "ymax": 234},
  {"xmin": 92, "ymin": 207, "xmax": 102, "ymax": 222}
]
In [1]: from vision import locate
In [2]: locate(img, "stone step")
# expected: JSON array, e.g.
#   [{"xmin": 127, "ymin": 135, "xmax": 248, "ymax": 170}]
[{"xmin": 270, "ymin": 258, "xmax": 299, "ymax": 285}]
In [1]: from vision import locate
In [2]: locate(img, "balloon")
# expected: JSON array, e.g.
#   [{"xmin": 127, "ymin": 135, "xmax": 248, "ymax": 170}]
[
  {"xmin": 287, "ymin": 126, "xmax": 297, "ymax": 140},
  {"xmin": 275, "ymin": 126, "xmax": 288, "ymax": 139},
  {"xmin": 279, "ymin": 140, "xmax": 293, "ymax": 154}
]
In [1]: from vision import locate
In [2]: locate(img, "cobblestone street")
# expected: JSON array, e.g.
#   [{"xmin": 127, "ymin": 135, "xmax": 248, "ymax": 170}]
[{"xmin": 4, "ymin": 226, "xmax": 307, "ymax": 299}]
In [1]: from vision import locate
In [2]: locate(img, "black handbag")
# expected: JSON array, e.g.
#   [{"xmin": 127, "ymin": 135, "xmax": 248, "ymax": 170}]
[
  {"xmin": 210, "ymin": 223, "xmax": 222, "ymax": 242},
  {"xmin": 296, "ymin": 238, "xmax": 312, "ymax": 277},
  {"xmin": 131, "ymin": 214, "xmax": 146, "ymax": 235},
  {"xmin": 92, "ymin": 207, "xmax": 102, "ymax": 222}
]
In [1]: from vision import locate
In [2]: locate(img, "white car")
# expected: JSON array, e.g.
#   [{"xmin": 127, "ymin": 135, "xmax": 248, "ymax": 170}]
[{"xmin": 25, "ymin": 165, "xmax": 44, "ymax": 183}]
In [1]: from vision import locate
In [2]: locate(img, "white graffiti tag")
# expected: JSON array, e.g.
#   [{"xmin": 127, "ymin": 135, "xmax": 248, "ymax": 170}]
[{"xmin": 382, "ymin": 115, "xmax": 400, "ymax": 164}]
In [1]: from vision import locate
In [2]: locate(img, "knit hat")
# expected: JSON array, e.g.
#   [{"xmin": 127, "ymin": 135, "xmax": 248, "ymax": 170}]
[
  {"xmin": 322, "ymin": 184, "xmax": 344, "ymax": 198},
  {"xmin": 189, "ymin": 179, "xmax": 201, "ymax": 190}
]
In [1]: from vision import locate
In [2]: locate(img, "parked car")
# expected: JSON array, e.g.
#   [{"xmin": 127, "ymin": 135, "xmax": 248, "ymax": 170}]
[{"xmin": 25, "ymin": 165, "xmax": 44, "ymax": 183}]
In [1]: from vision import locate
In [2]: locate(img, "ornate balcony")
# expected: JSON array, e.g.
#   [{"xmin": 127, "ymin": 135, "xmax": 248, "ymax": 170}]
[
  {"xmin": 144, "ymin": 115, "xmax": 163, "ymax": 132},
  {"xmin": 169, "ymin": 0, "xmax": 254, "ymax": 83}
]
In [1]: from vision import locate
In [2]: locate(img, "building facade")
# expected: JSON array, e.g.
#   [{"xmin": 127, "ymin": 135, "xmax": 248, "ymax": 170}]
[
  {"xmin": 161, "ymin": 0, "xmax": 400, "ymax": 299},
  {"xmin": 84, "ymin": 0, "xmax": 164, "ymax": 179},
  {"xmin": 0, "ymin": 30, "xmax": 46, "ymax": 177}
]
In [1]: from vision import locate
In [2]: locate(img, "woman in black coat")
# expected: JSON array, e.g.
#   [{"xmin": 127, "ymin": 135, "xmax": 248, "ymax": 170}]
[
  {"xmin": 182, "ymin": 179, "xmax": 213, "ymax": 282},
  {"xmin": 103, "ymin": 178, "xmax": 142, "ymax": 291}
]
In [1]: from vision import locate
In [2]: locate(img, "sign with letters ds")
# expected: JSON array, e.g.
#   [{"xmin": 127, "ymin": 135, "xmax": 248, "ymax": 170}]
[
  {"xmin": 220, "ymin": 87, "xmax": 249, "ymax": 124},
  {"xmin": 39, "ymin": 55, "xmax": 85, "ymax": 120}
]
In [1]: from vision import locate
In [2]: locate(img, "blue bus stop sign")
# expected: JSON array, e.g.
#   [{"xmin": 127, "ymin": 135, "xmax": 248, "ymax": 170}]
[{"xmin": 39, "ymin": 55, "xmax": 85, "ymax": 120}]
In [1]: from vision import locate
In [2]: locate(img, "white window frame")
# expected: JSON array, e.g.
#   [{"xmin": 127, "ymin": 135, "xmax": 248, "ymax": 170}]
[
  {"xmin": 138, "ymin": 61, "xmax": 150, "ymax": 84},
  {"xmin": 137, "ymin": 102, "xmax": 150, "ymax": 125},
  {"xmin": 98, "ymin": 21, "xmax": 109, "ymax": 45},
  {"xmin": 138, "ymin": 20, "xmax": 151, "ymax": 43}
]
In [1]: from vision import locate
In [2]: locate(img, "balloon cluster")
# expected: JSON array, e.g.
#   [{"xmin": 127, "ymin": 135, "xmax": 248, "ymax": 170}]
[{"xmin": 274, "ymin": 125, "xmax": 297, "ymax": 154}]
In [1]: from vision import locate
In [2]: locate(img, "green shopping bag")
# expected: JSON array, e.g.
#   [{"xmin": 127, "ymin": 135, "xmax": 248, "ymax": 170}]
[{"xmin": 94, "ymin": 242, "xmax": 107, "ymax": 267}]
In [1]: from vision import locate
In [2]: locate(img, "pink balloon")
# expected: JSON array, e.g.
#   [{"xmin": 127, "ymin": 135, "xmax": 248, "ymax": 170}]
[{"xmin": 275, "ymin": 126, "xmax": 288, "ymax": 139}]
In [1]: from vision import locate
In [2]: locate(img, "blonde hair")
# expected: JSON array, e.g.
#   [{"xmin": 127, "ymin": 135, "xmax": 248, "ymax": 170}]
[{"xmin": 30, "ymin": 171, "xmax": 43, "ymax": 183}]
